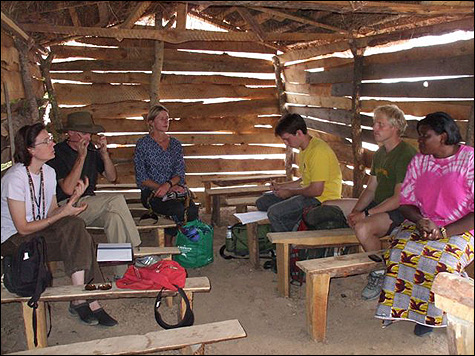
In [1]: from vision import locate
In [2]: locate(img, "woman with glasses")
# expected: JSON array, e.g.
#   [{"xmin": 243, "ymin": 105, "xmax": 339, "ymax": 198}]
[
  {"xmin": 134, "ymin": 104, "xmax": 199, "ymax": 246},
  {"xmin": 1, "ymin": 123, "xmax": 117, "ymax": 327}
]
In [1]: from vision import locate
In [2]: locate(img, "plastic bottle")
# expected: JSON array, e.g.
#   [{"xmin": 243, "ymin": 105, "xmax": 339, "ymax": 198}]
[{"xmin": 226, "ymin": 226, "xmax": 232, "ymax": 240}]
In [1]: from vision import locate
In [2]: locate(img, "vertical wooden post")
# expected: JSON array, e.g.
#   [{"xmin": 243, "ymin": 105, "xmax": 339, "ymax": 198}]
[
  {"xmin": 466, "ymin": 103, "xmax": 474, "ymax": 147},
  {"xmin": 306, "ymin": 273, "xmax": 331, "ymax": 342},
  {"xmin": 150, "ymin": 11, "xmax": 164, "ymax": 107},
  {"xmin": 350, "ymin": 42, "xmax": 366, "ymax": 198},
  {"xmin": 276, "ymin": 243, "xmax": 290, "ymax": 297},
  {"xmin": 273, "ymin": 56, "xmax": 293, "ymax": 180},
  {"xmin": 3, "ymin": 82, "xmax": 15, "ymax": 163},
  {"xmin": 22, "ymin": 302, "xmax": 47, "ymax": 349},
  {"xmin": 13, "ymin": 38, "xmax": 39, "ymax": 124},
  {"xmin": 40, "ymin": 52, "xmax": 63, "ymax": 140},
  {"xmin": 247, "ymin": 222, "xmax": 260, "ymax": 270}
]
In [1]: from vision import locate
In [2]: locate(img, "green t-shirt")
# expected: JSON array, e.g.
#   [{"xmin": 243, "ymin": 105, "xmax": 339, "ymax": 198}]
[
  {"xmin": 370, "ymin": 140, "xmax": 417, "ymax": 204},
  {"xmin": 299, "ymin": 137, "xmax": 342, "ymax": 202}
]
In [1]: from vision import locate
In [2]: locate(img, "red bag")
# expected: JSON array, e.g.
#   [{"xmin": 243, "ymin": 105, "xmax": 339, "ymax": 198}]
[{"xmin": 116, "ymin": 260, "xmax": 186, "ymax": 291}]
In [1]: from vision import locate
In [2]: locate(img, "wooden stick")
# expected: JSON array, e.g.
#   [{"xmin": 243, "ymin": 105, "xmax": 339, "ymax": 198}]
[{"xmin": 3, "ymin": 81, "xmax": 15, "ymax": 163}]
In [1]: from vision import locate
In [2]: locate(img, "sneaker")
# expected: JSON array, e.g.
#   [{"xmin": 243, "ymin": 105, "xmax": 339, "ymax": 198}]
[
  {"xmin": 361, "ymin": 270, "xmax": 385, "ymax": 300},
  {"xmin": 414, "ymin": 323, "xmax": 433, "ymax": 337},
  {"xmin": 134, "ymin": 255, "xmax": 161, "ymax": 268},
  {"xmin": 69, "ymin": 302, "xmax": 99, "ymax": 325}
]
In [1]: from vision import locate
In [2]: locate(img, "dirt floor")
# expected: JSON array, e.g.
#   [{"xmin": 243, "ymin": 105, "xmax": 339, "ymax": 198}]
[{"xmin": 1, "ymin": 207, "xmax": 450, "ymax": 355}]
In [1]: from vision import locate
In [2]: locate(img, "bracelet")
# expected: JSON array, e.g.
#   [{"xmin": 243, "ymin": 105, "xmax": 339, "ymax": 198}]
[
  {"xmin": 439, "ymin": 227, "xmax": 447, "ymax": 239},
  {"xmin": 364, "ymin": 208, "xmax": 370, "ymax": 217},
  {"xmin": 166, "ymin": 180, "xmax": 173, "ymax": 188}
]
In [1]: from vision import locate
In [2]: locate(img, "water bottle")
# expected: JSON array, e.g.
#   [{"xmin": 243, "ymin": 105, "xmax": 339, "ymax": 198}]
[{"xmin": 225, "ymin": 226, "xmax": 233, "ymax": 251}]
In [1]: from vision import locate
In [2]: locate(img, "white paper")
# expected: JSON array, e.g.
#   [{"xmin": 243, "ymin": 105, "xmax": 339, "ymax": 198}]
[
  {"xmin": 97, "ymin": 243, "xmax": 132, "ymax": 262},
  {"xmin": 233, "ymin": 211, "xmax": 268, "ymax": 225}
]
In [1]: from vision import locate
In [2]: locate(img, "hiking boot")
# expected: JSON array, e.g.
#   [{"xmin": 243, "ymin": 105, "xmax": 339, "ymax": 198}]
[{"xmin": 361, "ymin": 270, "xmax": 385, "ymax": 300}]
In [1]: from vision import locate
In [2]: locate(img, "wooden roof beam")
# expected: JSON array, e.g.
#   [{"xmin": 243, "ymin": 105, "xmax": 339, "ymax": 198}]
[
  {"xmin": 120, "ymin": 1, "xmax": 152, "ymax": 29},
  {"xmin": 185, "ymin": 1, "xmax": 474, "ymax": 15},
  {"xmin": 20, "ymin": 23, "xmax": 346, "ymax": 43},
  {"xmin": 252, "ymin": 7, "xmax": 348, "ymax": 34},
  {"xmin": 236, "ymin": 7, "xmax": 266, "ymax": 42}
]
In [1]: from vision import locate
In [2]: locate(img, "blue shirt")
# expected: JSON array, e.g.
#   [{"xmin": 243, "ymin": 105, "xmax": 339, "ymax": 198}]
[{"xmin": 134, "ymin": 135, "xmax": 186, "ymax": 190}]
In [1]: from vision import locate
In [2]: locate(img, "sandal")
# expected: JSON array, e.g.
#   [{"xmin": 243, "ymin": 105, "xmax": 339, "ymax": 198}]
[
  {"xmin": 69, "ymin": 302, "xmax": 98, "ymax": 325},
  {"xmin": 92, "ymin": 308, "xmax": 118, "ymax": 327}
]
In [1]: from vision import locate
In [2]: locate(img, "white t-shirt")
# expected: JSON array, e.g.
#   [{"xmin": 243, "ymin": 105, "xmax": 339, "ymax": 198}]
[{"xmin": 1, "ymin": 163, "xmax": 57, "ymax": 243}]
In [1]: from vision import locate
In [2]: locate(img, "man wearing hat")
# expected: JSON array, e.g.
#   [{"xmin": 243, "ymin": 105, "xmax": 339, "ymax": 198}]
[{"xmin": 47, "ymin": 111, "xmax": 142, "ymax": 278}]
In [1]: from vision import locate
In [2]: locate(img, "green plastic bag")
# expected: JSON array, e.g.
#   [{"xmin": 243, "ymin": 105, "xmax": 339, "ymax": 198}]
[{"xmin": 173, "ymin": 220, "xmax": 214, "ymax": 268}]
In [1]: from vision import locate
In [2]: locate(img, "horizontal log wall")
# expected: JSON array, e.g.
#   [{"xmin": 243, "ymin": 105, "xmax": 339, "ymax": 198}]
[
  {"xmin": 280, "ymin": 37, "xmax": 474, "ymax": 197},
  {"xmin": 51, "ymin": 39, "xmax": 282, "ymax": 202}
]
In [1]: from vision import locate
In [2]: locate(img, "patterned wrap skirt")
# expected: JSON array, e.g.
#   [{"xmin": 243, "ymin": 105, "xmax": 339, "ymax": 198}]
[{"xmin": 375, "ymin": 222, "xmax": 474, "ymax": 327}]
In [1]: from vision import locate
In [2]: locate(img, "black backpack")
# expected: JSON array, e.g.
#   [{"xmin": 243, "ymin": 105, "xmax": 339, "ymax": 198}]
[{"xmin": 2, "ymin": 236, "xmax": 53, "ymax": 346}]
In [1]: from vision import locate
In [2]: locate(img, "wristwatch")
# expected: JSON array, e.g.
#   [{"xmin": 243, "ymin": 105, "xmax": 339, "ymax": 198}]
[{"xmin": 364, "ymin": 208, "xmax": 370, "ymax": 217}]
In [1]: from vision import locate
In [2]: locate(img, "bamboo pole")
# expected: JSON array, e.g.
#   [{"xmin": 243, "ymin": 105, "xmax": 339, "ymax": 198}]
[
  {"xmin": 350, "ymin": 41, "xmax": 366, "ymax": 198},
  {"xmin": 273, "ymin": 55, "xmax": 293, "ymax": 180},
  {"xmin": 467, "ymin": 103, "xmax": 474, "ymax": 147}
]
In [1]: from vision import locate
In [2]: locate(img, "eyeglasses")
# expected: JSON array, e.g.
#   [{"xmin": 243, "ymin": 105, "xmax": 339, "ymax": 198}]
[
  {"xmin": 33, "ymin": 134, "xmax": 54, "ymax": 147},
  {"xmin": 84, "ymin": 282, "xmax": 112, "ymax": 291}
]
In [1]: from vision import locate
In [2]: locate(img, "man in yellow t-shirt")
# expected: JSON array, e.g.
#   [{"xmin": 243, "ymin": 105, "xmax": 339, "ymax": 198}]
[{"xmin": 256, "ymin": 113, "xmax": 342, "ymax": 232}]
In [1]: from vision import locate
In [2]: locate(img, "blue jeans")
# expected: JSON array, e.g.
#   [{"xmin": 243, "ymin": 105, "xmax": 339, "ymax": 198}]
[{"xmin": 256, "ymin": 192, "xmax": 320, "ymax": 232}]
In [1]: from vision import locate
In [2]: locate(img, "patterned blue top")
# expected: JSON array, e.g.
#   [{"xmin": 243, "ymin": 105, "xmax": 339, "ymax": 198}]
[{"xmin": 134, "ymin": 135, "xmax": 186, "ymax": 190}]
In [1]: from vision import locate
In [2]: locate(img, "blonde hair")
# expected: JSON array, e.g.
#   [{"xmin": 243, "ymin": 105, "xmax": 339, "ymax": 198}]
[
  {"xmin": 373, "ymin": 105, "xmax": 407, "ymax": 136},
  {"xmin": 146, "ymin": 104, "xmax": 169, "ymax": 122}
]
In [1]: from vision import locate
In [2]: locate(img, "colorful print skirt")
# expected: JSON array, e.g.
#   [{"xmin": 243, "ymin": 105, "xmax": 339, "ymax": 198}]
[{"xmin": 375, "ymin": 222, "xmax": 474, "ymax": 327}]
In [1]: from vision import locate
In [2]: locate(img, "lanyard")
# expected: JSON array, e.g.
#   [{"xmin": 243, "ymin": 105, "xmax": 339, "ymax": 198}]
[{"xmin": 26, "ymin": 166, "xmax": 46, "ymax": 221}]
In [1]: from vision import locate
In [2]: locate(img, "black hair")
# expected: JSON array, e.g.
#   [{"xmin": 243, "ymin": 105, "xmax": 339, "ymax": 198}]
[
  {"xmin": 13, "ymin": 123, "xmax": 46, "ymax": 166},
  {"xmin": 417, "ymin": 112, "xmax": 462, "ymax": 145},
  {"xmin": 275, "ymin": 113, "xmax": 308, "ymax": 136}
]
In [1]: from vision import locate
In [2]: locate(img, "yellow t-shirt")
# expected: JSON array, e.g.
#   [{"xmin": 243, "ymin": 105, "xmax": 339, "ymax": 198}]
[{"xmin": 299, "ymin": 137, "xmax": 342, "ymax": 202}]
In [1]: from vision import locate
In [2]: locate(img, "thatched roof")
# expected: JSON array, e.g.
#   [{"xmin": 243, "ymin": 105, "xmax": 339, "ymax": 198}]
[{"xmin": 1, "ymin": 1, "xmax": 474, "ymax": 52}]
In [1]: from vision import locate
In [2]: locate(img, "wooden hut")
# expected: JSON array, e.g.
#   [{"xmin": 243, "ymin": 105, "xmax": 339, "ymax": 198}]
[{"xmin": 1, "ymin": 1, "xmax": 474, "ymax": 204}]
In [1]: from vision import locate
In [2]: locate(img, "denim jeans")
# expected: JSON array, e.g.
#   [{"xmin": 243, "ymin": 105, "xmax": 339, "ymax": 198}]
[{"xmin": 256, "ymin": 192, "xmax": 320, "ymax": 232}]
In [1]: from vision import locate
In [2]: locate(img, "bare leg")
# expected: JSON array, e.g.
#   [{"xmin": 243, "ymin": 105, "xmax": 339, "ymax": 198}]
[
  {"xmin": 70, "ymin": 270, "xmax": 101, "ymax": 311},
  {"xmin": 323, "ymin": 198, "xmax": 358, "ymax": 219},
  {"xmin": 354, "ymin": 213, "xmax": 392, "ymax": 251}
]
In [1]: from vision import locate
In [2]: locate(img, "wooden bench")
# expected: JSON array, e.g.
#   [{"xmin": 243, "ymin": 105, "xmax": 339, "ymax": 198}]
[
  {"xmin": 5, "ymin": 319, "xmax": 246, "ymax": 355},
  {"xmin": 86, "ymin": 216, "xmax": 176, "ymax": 247},
  {"xmin": 206, "ymin": 185, "xmax": 271, "ymax": 226},
  {"xmin": 433, "ymin": 272, "xmax": 474, "ymax": 355},
  {"xmin": 224, "ymin": 196, "xmax": 259, "ymax": 213},
  {"xmin": 1, "ymin": 277, "xmax": 210, "ymax": 350},
  {"xmin": 296, "ymin": 250, "xmax": 384, "ymax": 342},
  {"xmin": 202, "ymin": 174, "xmax": 286, "ymax": 214},
  {"xmin": 267, "ymin": 228, "xmax": 390, "ymax": 297}
]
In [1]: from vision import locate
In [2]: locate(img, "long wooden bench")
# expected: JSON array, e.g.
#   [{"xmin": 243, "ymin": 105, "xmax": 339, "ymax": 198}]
[
  {"xmin": 267, "ymin": 228, "xmax": 390, "ymax": 297},
  {"xmin": 433, "ymin": 272, "xmax": 474, "ymax": 355},
  {"xmin": 6, "ymin": 319, "xmax": 246, "ymax": 355},
  {"xmin": 202, "ymin": 174, "xmax": 286, "ymax": 214},
  {"xmin": 224, "ymin": 196, "xmax": 259, "ymax": 213},
  {"xmin": 296, "ymin": 250, "xmax": 384, "ymax": 342},
  {"xmin": 87, "ymin": 215, "xmax": 176, "ymax": 247},
  {"xmin": 206, "ymin": 185, "xmax": 270, "ymax": 226},
  {"xmin": 1, "ymin": 277, "xmax": 211, "ymax": 350}
]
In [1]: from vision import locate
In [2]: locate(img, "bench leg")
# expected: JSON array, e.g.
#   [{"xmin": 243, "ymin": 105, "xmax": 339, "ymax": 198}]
[
  {"xmin": 306, "ymin": 273, "xmax": 331, "ymax": 342},
  {"xmin": 22, "ymin": 301, "xmax": 47, "ymax": 349},
  {"xmin": 276, "ymin": 243, "xmax": 290, "ymax": 297},
  {"xmin": 181, "ymin": 343, "xmax": 205, "ymax": 355},
  {"xmin": 154, "ymin": 228, "xmax": 165, "ymax": 247},
  {"xmin": 204, "ymin": 182, "xmax": 211, "ymax": 214},
  {"xmin": 446, "ymin": 314, "xmax": 474, "ymax": 355},
  {"xmin": 247, "ymin": 222, "xmax": 260, "ymax": 270},
  {"xmin": 211, "ymin": 196, "xmax": 221, "ymax": 226}
]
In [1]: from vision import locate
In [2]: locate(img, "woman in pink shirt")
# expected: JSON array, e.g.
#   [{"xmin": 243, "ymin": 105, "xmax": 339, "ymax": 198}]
[{"xmin": 375, "ymin": 112, "xmax": 474, "ymax": 337}]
